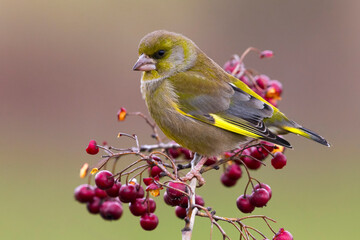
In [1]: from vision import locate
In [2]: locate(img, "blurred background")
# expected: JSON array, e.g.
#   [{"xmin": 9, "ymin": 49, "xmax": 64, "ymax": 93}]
[{"xmin": 1, "ymin": 0, "xmax": 358, "ymax": 239}]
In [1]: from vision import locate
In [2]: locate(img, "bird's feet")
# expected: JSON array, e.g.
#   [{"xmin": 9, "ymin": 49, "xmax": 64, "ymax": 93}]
[{"xmin": 180, "ymin": 156, "xmax": 207, "ymax": 186}]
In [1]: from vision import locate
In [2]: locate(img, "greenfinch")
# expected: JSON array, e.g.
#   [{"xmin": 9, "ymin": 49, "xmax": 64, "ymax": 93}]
[{"xmin": 133, "ymin": 30, "xmax": 329, "ymax": 157}]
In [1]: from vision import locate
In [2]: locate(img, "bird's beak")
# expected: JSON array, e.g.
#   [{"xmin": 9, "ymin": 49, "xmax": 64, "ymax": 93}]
[{"xmin": 133, "ymin": 54, "xmax": 156, "ymax": 71}]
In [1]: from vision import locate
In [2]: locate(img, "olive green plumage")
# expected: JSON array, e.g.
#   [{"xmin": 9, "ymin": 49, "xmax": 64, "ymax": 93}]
[{"xmin": 133, "ymin": 30, "xmax": 329, "ymax": 156}]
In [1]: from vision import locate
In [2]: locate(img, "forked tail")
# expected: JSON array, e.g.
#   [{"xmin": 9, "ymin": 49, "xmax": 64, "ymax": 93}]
[{"xmin": 283, "ymin": 125, "xmax": 330, "ymax": 147}]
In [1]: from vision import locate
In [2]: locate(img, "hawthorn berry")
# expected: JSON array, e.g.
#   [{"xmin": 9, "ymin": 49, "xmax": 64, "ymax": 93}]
[
  {"xmin": 149, "ymin": 166, "xmax": 162, "ymax": 177},
  {"xmin": 168, "ymin": 147, "xmax": 181, "ymax": 159},
  {"xmin": 223, "ymin": 57, "xmax": 241, "ymax": 74},
  {"xmin": 95, "ymin": 170, "xmax": 114, "ymax": 190},
  {"xmin": 140, "ymin": 213, "xmax": 159, "ymax": 231},
  {"xmin": 163, "ymin": 192, "xmax": 183, "ymax": 206},
  {"xmin": 259, "ymin": 142, "xmax": 275, "ymax": 155},
  {"xmin": 175, "ymin": 206, "xmax": 187, "ymax": 219},
  {"xmin": 271, "ymin": 152, "xmax": 287, "ymax": 169},
  {"xmin": 87, "ymin": 197, "xmax": 102, "ymax": 214},
  {"xmin": 236, "ymin": 194, "xmax": 255, "ymax": 213},
  {"xmin": 166, "ymin": 182, "xmax": 187, "ymax": 198},
  {"xmin": 253, "ymin": 183, "xmax": 272, "ymax": 199},
  {"xmin": 100, "ymin": 200, "xmax": 123, "ymax": 220},
  {"xmin": 225, "ymin": 164, "xmax": 242, "ymax": 180},
  {"xmin": 94, "ymin": 187, "xmax": 108, "ymax": 199},
  {"xmin": 129, "ymin": 198, "xmax": 148, "ymax": 216},
  {"xmin": 135, "ymin": 184, "xmax": 145, "ymax": 198},
  {"xmin": 180, "ymin": 148, "xmax": 192, "ymax": 160},
  {"xmin": 250, "ymin": 146, "xmax": 266, "ymax": 161},
  {"xmin": 178, "ymin": 196, "xmax": 189, "ymax": 208},
  {"xmin": 241, "ymin": 154, "xmax": 262, "ymax": 170},
  {"xmin": 254, "ymin": 75, "xmax": 270, "ymax": 90},
  {"xmin": 74, "ymin": 184, "xmax": 95, "ymax": 203},
  {"xmin": 147, "ymin": 198, "xmax": 156, "ymax": 213},
  {"xmin": 195, "ymin": 195, "xmax": 205, "ymax": 206},
  {"xmin": 221, "ymin": 173, "xmax": 237, "ymax": 187},
  {"xmin": 250, "ymin": 188, "xmax": 270, "ymax": 207},
  {"xmin": 119, "ymin": 184, "xmax": 138, "ymax": 203},
  {"xmin": 86, "ymin": 140, "xmax": 99, "ymax": 155},
  {"xmin": 204, "ymin": 156, "xmax": 217, "ymax": 166},
  {"xmin": 273, "ymin": 228, "xmax": 293, "ymax": 240},
  {"xmin": 105, "ymin": 181, "xmax": 121, "ymax": 197}
]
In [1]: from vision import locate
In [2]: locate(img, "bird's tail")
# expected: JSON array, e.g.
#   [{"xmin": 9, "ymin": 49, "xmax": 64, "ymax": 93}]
[{"xmin": 283, "ymin": 125, "xmax": 330, "ymax": 147}]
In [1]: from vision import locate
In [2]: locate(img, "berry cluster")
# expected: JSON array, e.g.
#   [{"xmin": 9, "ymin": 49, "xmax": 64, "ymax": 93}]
[
  {"xmin": 75, "ymin": 48, "xmax": 296, "ymax": 240},
  {"xmin": 223, "ymin": 52, "xmax": 283, "ymax": 108},
  {"xmin": 74, "ymin": 169, "xmax": 159, "ymax": 231},
  {"xmin": 236, "ymin": 183, "xmax": 272, "ymax": 213}
]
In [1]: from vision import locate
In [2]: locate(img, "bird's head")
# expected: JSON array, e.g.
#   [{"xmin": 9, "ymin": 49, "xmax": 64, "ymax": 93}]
[{"xmin": 133, "ymin": 30, "xmax": 198, "ymax": 81}]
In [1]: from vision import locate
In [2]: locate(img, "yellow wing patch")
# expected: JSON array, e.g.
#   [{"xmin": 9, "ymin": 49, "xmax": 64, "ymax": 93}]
[
  {"xmin": 172, "ymin": 102, "xmax": 262, "ymax": 139},
  {"xmin": 209, "ymin": 114, "xmax": 262, "ymax": 138}
]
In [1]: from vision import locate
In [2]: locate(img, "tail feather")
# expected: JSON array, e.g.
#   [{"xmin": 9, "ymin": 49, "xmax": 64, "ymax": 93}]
[{"xmin": 284, "ymin": 126, "xmax": 330, "ymax": 147}]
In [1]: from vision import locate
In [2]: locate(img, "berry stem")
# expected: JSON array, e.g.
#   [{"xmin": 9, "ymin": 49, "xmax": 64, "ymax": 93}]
[
  {"xmin": 181, "ymin": 177, "xmax": 198, "ymax": 240},
  {"xmin": 127, "ymin": 111, "xmax": 162, "ymax": 144}
]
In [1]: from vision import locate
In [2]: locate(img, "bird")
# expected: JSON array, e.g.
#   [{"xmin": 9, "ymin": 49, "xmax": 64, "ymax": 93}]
[{"xmin": 133, "ymin": 30, "xmax": 329, "ymax": 167}]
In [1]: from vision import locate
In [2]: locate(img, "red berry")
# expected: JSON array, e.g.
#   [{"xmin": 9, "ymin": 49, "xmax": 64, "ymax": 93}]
[
  {"xmin": 149, "ymin": 166, "xmax": 162, "ymax": 177},
  {"xmin": 105, "ymin": 181, "xmax": 121, "ymax": 197},
  {"xmin": 95, "ymin": 170, "xmax": 114, "ymax": 190},
  {"xmin": 140, "ymin": 213, "xmax": 159, "ymax": 231},
  {"xmin": 204, "ymin": 156, "xmax": 217, "ymax": 166},
  {"xmin": 148, "ymin": 198, "xmax": 156, "ymax": 213},
  {"xmin": 225, "ymin": 164, "xmax": 242, "ymax": 180},
  {"xmin": 271, "ymin": 152, "xmax": 287, "ymax": 169},
  {"xmin": 119, "ymin": 184, "xmax": 138, "ymax": 203},
  {"xmin": 178, "ymin": 196, "xmax": 189, "ymax": 208},
  {"xmin": 259, "ymin": 142, "xmax": 275, "ymax": 155},
  {"xmin": 180, "ymin": 148, "xmax": 192, "ymax": 160},
  {"xmin": 94, "ymin": 187, "xmax": 108, "ymax": 199},
  {"xmin": 221, "ymin": 173, "xmax": 237, "ymax": 187},
  {"xmin": 254, "ymin": 75, "xmax": 270, "ymax": 90},
  {"xmin": 241, "ymin": 149, "xmax": 261, "ymax": 170},
  {"xmin": 265, "ymin": 97, "xmax": 278, "ymax": 107},
  {"xmin": 253, "ymin": 183, "xmax": 272, "ymax": 199},
  {"xmin": 236, "ymin": 194, "xmax": 255, "ymax": 213},
  {"xmin": 250, "ymin": 147, "xmax": 266, "ymax": 161},
  {"xmin": 168, "ymin": 147, "xmax": 181, "ymax": 159},
  {"xmin": 273, "ymin": 228, "xmax": 293, "ymax": 240},
  {"xmin": 100, "ymin": 200, "xmax": 123, "ymax": 220},
  {"xmin": 135, "ymin": 184, "xmax": 145, "ymax": 198},
  {"xmin": 86, "ymin": 140, "xmax": 99, "ymax": 155},
  {"xmin": 74, "ymin": 184, "xmax": 95, "ymax": 203},
  {"xmin": 129, "ymin": 198, "xmax": 148, "ymax": 216},
  {"xmin": 87, "ymin": 197, "xmax": 102, "ymax": 214},
  {"xmin": 223, "ymin": 58, "xmax": 240, "ymax": 74},
  {"xmin": 166, "ymin": 182, "xmax": 187, "ymax": 198},
  {"xmin": 163, "ymin": 192, "xmax": 179, "ymax": 206},
  {"xmin": 175, "ymin": 206, "xmax": 187, "ymax": 219},
  {"xmin": 129, "ymin": 198, "xmax": 156, "ymax": 216},
  {"xmin": 195, "ymin": 195, "xmax": 205, "ymax": 206},
  {"xmin": 250, "ymin": 188, "xmax": 270, "ymax": 207}
]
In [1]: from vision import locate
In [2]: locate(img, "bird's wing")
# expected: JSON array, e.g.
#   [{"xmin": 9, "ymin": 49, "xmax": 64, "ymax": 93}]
[{"xmin": 168, "ymin": 71, "xmax": 292, "ymax": 148}]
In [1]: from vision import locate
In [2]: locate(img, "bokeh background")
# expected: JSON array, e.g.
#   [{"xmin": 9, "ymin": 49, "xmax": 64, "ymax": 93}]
[{"xmin": 1, "ymin": 0, "xmax": 359, "ymax": 239}]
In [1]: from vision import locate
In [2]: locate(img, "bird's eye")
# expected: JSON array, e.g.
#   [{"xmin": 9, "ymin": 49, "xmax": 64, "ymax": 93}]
[{"xmin": 153, "ymin": 50, "xmax": 166, "ymax": 59}]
